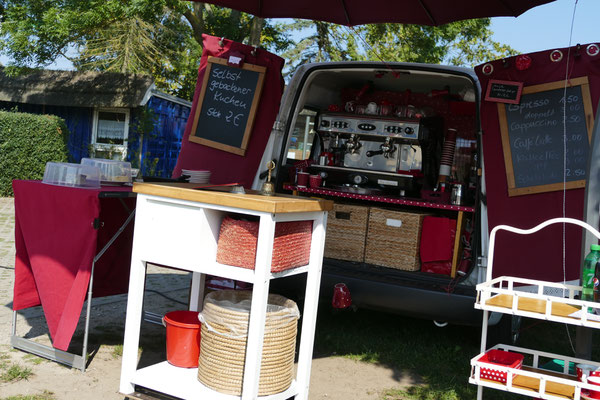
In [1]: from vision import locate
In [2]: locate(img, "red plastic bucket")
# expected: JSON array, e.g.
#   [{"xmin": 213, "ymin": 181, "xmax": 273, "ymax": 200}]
[{"xmin": 163, "ymin": 310, "xmax": 201, "ymax": 368}]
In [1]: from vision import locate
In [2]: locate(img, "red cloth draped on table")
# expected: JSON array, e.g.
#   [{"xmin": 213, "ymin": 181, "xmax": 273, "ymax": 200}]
[
  {"xmin": 172, "ymin": 34, "xmax": 285, "ymax": 188},
  {"xmin": 12, "ymin": 180, "xmax": 134, "ymax": 351}
]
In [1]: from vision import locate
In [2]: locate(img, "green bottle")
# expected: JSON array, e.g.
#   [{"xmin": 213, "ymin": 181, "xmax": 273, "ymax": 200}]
[{"xmin": 582, "ymin": 244, "xmax": 600, "ymax": 311}]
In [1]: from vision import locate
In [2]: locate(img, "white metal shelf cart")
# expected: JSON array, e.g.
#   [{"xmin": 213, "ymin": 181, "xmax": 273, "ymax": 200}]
[{"xmin": 471, "ymin": 217, "xmax": 600, "ymax": 400}]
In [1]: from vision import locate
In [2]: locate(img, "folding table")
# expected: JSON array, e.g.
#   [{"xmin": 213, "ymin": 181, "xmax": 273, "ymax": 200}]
[{"xmin": 11, "ymin": 180, "xmax": 136, "ymax": 371}]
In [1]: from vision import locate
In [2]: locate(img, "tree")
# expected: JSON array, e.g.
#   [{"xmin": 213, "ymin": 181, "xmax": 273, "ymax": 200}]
[
  {"xmin": 0, "ymin": 0, "xmax": 292, "ymax": 100},
  {"xmin": 282, "ymin": 20, "xmax": 362, "ymax": 68},
  {"xmin": 361, "ymin": 19, "xmax": 516, "ymax": 66},
  {"xmin": 281, "ymin": 18, "xmax": 517, "ymax": 78},
  {"xmin": 1, "ymin": 1, "xmax": 516, "ymax": 97}
]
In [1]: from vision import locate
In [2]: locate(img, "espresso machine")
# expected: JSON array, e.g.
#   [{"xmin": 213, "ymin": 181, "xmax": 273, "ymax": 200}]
[{"xmin": 310, "ymin": 112, "xmax": 442, "ymax": 196}]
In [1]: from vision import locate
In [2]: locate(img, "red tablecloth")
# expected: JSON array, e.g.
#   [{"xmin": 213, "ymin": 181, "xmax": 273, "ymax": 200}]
[{"xmin": 12, "ymin": 180, "xmax": 135, "ymax": 351}]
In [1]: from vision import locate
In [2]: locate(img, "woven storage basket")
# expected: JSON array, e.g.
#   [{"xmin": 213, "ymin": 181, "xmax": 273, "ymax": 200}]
[
  {"xmin": 216, "ymin": 216, "xmax": 312, "ymax": 272},
  {"xmin": 197, "ymin": 290, "xmax": 300, "ymax": 396},
  {"xmin": 364, "ymin": 208, "xmax": 429, "ymax": 271},
  {"xmin": 324, "ymin": 203, "xmax": 369, "ymax": 262}
]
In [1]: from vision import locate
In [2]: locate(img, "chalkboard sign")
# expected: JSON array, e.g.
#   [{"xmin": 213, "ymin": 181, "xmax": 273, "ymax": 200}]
[
  {"xmin": 498, "ymin": 77, "xmax": 594, "ymax": 196},
  {"xmin": 485, "ymin": 79, "xmax": 523, "ymax": 104},
  {"xmin": 188, "ymin": 56, "xmax": 266, "ymax": 156}
]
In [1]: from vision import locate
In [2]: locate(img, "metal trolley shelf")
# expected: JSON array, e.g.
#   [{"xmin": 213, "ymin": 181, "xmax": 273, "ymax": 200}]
[
  {"xmin": 470, "ymin": 344, "xmax": 600, "ymax": 400},
  {"xmin": 472, "ymin": 218, "xmax": 600, "ymax": 400},
  {"xmin": 476, "ymin": 276, "xmax": 600, "ymax": 328}
]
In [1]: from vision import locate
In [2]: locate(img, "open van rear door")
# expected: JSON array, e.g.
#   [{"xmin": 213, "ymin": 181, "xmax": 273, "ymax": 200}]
[{"xmin": 475, "ymin": 43, "xmax": 599, "ymax": 283}]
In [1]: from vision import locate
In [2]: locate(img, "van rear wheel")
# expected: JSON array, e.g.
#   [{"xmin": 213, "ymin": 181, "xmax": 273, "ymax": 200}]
[{"xmin": 487, "ymin": 314, "xmax": 521, "ymax": 347}]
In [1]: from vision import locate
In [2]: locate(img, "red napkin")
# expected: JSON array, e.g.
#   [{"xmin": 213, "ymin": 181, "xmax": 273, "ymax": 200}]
[{"xmin": 420, "ymin": 216, "xmax": 456, "ymax": 263}]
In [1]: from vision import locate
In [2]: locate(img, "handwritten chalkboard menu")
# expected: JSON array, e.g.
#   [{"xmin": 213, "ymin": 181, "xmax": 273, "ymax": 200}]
[
  {"xmin": 498, "ymin": 77, "xmax": 594, "ymax": 196},
  {"xmin": 485, "ymin": 79, "xmax": 523, "ymax": 104},
  {"xmin": 188, "ymin": 56, "xmax": 266, "ymax": 156}
]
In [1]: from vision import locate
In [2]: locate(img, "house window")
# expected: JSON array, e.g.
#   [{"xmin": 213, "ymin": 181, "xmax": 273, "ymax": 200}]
[{"xmin": 92, "ymin": 108, "xmax": 130, "ymax": 160}]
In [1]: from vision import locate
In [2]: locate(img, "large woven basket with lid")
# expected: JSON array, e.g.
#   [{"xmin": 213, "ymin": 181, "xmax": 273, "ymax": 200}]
[{"xmin": 197, "ymin": 290, "xmax": 300, "ymax": 396}]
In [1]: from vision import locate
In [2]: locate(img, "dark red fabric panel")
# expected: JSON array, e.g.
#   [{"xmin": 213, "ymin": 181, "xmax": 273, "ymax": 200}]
[
  {"xmin": 172, "ymin": 34, "xmax": 285, "ymax": 188},
  {"xmin": 13, "ymin": 212, "xmax": 41, "ymax": 309},
  {"xmin": 420, "ymin": 216, "xmax": 455, "ymax": 262},
  {"xmin": 91, "ymin": 197, "xmax": 135, "ymax": 298},
  {"xmin": 475, "ymin": 44, "xmax": 600, "ymax": 282},
  {"xmin": 12, "ymin": 180, "xmax": 133, "ymax": 351}
]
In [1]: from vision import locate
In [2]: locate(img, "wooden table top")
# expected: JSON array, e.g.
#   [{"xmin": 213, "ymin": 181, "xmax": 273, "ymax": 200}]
[{"xmin": 133, "ymin": 182, "xmax": 334, "ymax": 214}]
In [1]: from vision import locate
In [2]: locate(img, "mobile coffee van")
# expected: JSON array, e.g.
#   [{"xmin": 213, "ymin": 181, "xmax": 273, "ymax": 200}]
[{"xmin": 254, "ymin": 43, "xmax": 600, "ymax": 335}]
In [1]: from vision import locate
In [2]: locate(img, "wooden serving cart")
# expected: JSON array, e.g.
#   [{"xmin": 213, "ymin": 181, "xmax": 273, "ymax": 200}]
[{"xmin": 119, "ymin": 182, "xmax": 332, "ymax": 400}]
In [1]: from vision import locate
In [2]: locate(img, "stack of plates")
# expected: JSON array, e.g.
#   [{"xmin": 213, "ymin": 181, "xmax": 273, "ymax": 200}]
[{"xmin": 182, "ymin": 169, "xmax": 211, "ymax": 184}]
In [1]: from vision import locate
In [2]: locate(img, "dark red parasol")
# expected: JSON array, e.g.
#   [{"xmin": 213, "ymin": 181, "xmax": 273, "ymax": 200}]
[{"xmin": 191, "ymin": 0, "xmax": 557, "ymax": 26}]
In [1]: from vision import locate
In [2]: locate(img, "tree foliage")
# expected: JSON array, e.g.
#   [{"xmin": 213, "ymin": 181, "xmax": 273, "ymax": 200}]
[
  {"xmin": 281, "ymin": 18, "xmax": 516, "ymax": 77},
  {"xmin": 0, "ymin": 1, "xmax": 516, "ymax": 98},
  {"xmin": 0, "ymin": 0, "xmax": 292, "ymax": 100},
  {"xmin": 0, "ymin": 110, "xmax": 70, "ymax": 196}
]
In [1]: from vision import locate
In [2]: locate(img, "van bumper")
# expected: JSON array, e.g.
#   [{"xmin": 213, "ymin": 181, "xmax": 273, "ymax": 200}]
[
  {"xmin": 272, "ymin": 260, "xmax": 482, "ymax": 326},
  {"xmin": 320, "ymin": 267, "xmax": 482, "ymax": 325}
]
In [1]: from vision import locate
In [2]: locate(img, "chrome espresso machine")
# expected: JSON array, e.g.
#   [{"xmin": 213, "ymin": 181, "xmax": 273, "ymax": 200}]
[{"xmin": 309, "ymin": 112, "xmax": 443, "ymax": 196}]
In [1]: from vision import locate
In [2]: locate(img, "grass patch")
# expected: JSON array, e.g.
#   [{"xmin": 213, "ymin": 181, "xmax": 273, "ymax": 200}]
[
  {"xmin": 23, "ymin": 354, "xmax": 45, "ymax": 366},
  {"xmin": 382, "ymin": 386, "xmax": 461, "ymax": 400},
  {"xmin": 0, "ymin": 353, "xmax": 10, "ymax": 369},
  {"xmin": 0, "ymin": 364, "xmax": 33, "ymax": 383},
  {"xmin": 1, "ymin": 390, "xmax": 55, "ymax": 400},
  {"xmin": 112, "ymin": 344, "xmax": 123, "ymax": 359},
  {"xmin": 313, "ymin": 308, "xmax": 487, "ymax": 399},
  {"xmin": 312, "ymin": 305, "xmax": 600, "ymax": 400}
]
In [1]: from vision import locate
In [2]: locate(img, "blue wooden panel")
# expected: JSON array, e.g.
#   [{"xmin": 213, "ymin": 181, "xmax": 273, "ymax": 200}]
[
  {"xmin": 128, "ymin": 96, "xmax": 190, "ymax": 178},
  {"xmin": 2, "ymin": 95, "xmax": 190, "ymax": 176},
  {"xmin": 45, "ymin": 105, "xmax": 93, "ymax": 162},
  {"xmin": 0, "ymin": 101, "xmax": 93, "ymax": 162}
]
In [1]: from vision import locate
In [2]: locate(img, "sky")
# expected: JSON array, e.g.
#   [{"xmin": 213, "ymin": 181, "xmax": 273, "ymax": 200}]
[
  {"xmin": 0, "ymin": 0, "xmax": 598, "ymax": 70},
  {"xmin": 490, "ymin": 0, "xmax": 598, "ymax": 54}
]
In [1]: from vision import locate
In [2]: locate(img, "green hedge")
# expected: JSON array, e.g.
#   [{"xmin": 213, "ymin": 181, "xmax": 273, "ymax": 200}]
[{"xmin": 0, "ymin": 111, "xmax": 70, "ymax": 197}]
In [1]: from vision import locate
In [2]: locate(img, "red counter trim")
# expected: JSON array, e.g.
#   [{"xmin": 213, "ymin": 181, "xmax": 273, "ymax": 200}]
[{"xmin": 283, "ymin": 184, "xmax": 474, "ymax": 212}]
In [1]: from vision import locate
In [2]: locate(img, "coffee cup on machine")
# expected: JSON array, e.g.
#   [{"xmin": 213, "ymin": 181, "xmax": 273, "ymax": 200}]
[
  {"xmin": 366, "ymin": 102, "xmax": 379, "ymax": 115},
  {"xmin": 309, "ymin": 174, "xmax": 322, "ymax": 188},
  {"xmin": 451, "ymin": 184, "xmax": 463, "ymax": 205},
  {"xmin": 296, "ymin": 171, "xmax": 309, "ymax": 187}
]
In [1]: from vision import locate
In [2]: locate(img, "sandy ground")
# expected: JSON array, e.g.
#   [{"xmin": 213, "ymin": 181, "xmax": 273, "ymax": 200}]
[{"xmin": 0, "ymin": 197, "xmax": 418, "ymax": 400}]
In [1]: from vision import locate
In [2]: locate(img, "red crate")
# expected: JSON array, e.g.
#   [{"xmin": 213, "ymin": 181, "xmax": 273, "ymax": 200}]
[{"xmin": 477, "ymin": 350, "xmax": 524, "ymax": 383}]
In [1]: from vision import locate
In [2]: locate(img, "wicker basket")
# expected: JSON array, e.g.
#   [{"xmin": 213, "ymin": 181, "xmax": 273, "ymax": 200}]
[
  {"xmin": 364, "ymin": 208, "xmax": 429, "ymax": 271},
  {"xmin": 216, "ymin": 215, "xmax": 312, "ymax": 272},
  {"xmin": 197, "ymin": 290, "xmax": 300, "ymax": 396},
  {"xmin": 324, "ymin": 203, "xmax": 369, "ymax": 262}
]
